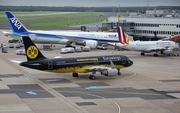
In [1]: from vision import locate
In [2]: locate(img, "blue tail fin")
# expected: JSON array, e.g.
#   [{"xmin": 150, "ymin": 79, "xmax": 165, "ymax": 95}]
[{"xmin": 5, "ymin": 11, "xmax": 28, "ymax": 33}]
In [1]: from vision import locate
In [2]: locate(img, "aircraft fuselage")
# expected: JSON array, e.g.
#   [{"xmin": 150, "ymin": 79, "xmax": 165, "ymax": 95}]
[
  {"xmin": 20, "ymin": 55, "xmax": 133, "ymax": 73},
  {"xmin": 121, "ymin": 41, "xmax": 176, "ymax": 52}
]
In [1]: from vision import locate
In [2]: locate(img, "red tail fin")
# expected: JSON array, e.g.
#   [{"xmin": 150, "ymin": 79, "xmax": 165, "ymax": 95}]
[
  {"xmin": 170, "ymin": 35, "xmax": 180, "ymax": 42},
  {"xmin": 117, "ymin": 27, "xmax": 129, "ymax": 45}
]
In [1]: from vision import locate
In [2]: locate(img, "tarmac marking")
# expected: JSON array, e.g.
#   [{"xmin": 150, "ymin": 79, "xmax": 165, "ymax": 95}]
[
  {"xmin": 120, "ymin": 72, "xmax": 137, "ymax": 79},
  {"xmin": 9, "ymin": 88, "xmax": 121, "ymax": 113},
  {"xmin": 130, "ymin": 68, "xmax": 179, "ymax": 76},
  {"xmin": 85, "ymin": 90, "xmax": 162, "ymax": 96},
  {"xmin": 78, "ymin": 92, "xmax": 121, "ymax": 113},
  {"xmin": 0, "ymin": 88, "xmax": 164, "ymax": 96},
  {"xmin": 26, "ymin": 91, "xmax": 37, "ymax": 95},
  {"xmin": 0, "ymin": 55, "xmax": 84, "ymax": 113},
  {"xmin": 54, "ymin": 90, "xmax": 121, "ymax": 113}
]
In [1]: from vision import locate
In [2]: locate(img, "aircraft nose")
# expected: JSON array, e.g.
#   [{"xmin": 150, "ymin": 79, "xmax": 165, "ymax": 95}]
[{"xmin": 129, "ymin": 60, "xmax": 133, "ymax": 66}]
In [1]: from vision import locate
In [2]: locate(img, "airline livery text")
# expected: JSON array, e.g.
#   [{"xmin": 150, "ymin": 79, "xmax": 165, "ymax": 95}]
[
  {"xmin": 156, "ymin": 42, "xmax": 170, "ymax": 45},
  {"xmin": 9, "ymin": 17, "xmax": 22, "ymax": 30}
]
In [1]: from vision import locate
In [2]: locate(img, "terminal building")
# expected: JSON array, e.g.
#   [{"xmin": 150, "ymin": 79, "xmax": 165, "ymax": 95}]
[
  {"xmin": 103, "ymin": 17, "xmax": 180, "ymax": 41},
  {"xmin": 102, "ymin": 9, "xmax": 180, "ymax": 41}
]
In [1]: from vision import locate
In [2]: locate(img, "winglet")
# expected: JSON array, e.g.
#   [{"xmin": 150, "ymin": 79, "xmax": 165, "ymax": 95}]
[
  {"xmin": 117, "ymin": 26, "xmax": 130, "ymax": 45},
  {"xmin": 5, "ymin": 11, "xmax": 28, "ymax": 33}
]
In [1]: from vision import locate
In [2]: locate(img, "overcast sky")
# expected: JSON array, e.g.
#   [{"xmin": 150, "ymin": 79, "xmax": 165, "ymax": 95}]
[{"xmin": 1, "ymin": 0, "xmax": 180, "ymax": 7}]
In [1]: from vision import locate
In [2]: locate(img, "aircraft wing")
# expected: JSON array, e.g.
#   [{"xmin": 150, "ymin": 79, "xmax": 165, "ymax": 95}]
[
  {"xmin": 74, "ymin": 65, "xmax": 113, "ymax": 73},
  {"xmin": 11, "ymin": 60, "xmax": 23, "ymax": 64},
  {"xmin": 107, "ymin": 42, "xmax": 116, "ymax": 46},
  {"xmin": 59, "ymin": 35, "xmax": 84, "ymax": 42},
  {"xmin": 145, "ymin": 46, "xmax": 169, "ymax": 52},
  {"xmin": 86, "ymin": 66, "xmax": 111, "ymax": 71}
]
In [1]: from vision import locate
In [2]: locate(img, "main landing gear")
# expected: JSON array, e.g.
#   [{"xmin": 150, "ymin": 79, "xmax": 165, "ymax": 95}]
[
  {"xmin": 72, "ymin": 71, "xmax": 96, "ymax": 80},
  {"xmin": 140, "ymin": 52, "xmax": 145, "ymax": 55},
  {"xmin": 72, "ymin": 72, "xmax": 78, "ymax": 77},
  {"xmin": 89, "ymin": 75, "xmax": 96, "ymax": 80},
  {"xmin": 153, "ymin": 53, "xmax": 158, "ymax": 57},
  {"xmin": 153, "ymin": 51, "xmax": 159, "ymax": 57},
  {"xmin": 141, "ymin": 52, "xmax": 158, "ymax": 57},
  {"xmin": 118, "ymin": 71, "xmax": 121, "ymax": 75},
  {"xmin": 173, "ymin": 53, "xmax": 179, "ymax": 56},
  {"xmin": 89, "ymin": 71, "xmax": 96, "ymax": 80}
]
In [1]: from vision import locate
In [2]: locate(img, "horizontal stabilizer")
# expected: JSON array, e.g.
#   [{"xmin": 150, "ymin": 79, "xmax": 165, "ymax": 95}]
[
  {"xmin": 11, "ymin": 60, "xmax": 23, "ymax": 64},
  {"xmin": 29, "ymin": 34, "xmax": 37, "ymax": 40}
]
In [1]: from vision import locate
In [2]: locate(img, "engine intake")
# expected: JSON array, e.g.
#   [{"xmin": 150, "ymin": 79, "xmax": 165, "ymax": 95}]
[
  {"xmin": 84, "ymin": 40, "xmax": 98, "ymax": 49},
  {"xmin": 163, "ymin": 50, "xmax": 173, "ymax": 55},
  {"xmin": 101, "ymin": 69, "xmax": 118, "ymax": 77}
]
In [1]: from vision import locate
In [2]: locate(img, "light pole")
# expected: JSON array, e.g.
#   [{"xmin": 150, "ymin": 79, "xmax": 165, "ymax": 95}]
[
  {"xmin": 118, "ymin": 4, "xmax": 120, "ymax": 23},
  {"xmin": 112, "ymin": 8, "xmax": 116, "ymax": 22}
]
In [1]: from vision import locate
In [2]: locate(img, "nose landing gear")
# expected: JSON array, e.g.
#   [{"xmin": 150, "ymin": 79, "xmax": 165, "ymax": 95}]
[{"xmin": 89, "ymin": 71, "xmax": 96, "ymax": 80}]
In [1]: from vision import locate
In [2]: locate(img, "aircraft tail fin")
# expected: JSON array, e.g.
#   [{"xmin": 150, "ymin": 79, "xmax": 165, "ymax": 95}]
[
  {"xmin": 22, "ymin": 36, "xmax": 46, "ymax": 61},
  {"xmin": 5, "ymin": 11, "xmax": 28, "ymax": 33},
  {"xmin": 117, "ymin": 26, "xmax": 131, "ymax": 45},
  {"xmin": 170, "ymin": 35, "xmax": 180, "ymax": 42}
]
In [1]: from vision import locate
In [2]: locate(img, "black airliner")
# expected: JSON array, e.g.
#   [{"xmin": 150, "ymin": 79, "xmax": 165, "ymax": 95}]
[{"xmin": 19, "ymin": 36, "xmax": 133, "ymax": 80}]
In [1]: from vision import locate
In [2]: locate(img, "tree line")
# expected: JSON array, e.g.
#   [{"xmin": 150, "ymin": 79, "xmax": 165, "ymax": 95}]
[{"xmin": 0, "ymin": 6, "xmax": 180, "ymax": 13}]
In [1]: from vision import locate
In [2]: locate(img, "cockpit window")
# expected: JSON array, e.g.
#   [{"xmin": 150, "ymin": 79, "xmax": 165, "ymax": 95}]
[{"xmin": 125, "ymin": 57, "xmax": 130, "ymax": 60}]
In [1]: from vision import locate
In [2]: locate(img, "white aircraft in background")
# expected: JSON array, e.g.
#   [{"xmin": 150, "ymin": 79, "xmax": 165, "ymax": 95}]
[
  {"xmin": 115, "ymin": 26, "xmax": 179, "ymax": 57},
  {"xmin": 3, "ymin": 11, "xmax": 120, "ymax": 48}
]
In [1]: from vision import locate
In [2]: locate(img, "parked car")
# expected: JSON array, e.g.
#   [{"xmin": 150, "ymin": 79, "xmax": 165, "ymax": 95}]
[
  {"xmin": 16, "ymin": 49, "xmax": 26, "ymax": 55},
  {"xmin": 97, "ymin": 44, "xmax": 107, "ymax": 50},
  {"xmin": 15, "ymin": 43, "xmax": 21, "ymax": 48},
  {"xmin": 74, "ymin": 46, "xmax": 82, "ymax": 52},
  {"xmin": 19, "ymin": 43, "xmax": 24, "ymax": 47},
  {"xmin": 8, "ymin": 39, "xmax": 19, "ymax": 43},
  {"xmin": 82, "ymin": 46, "xmax": 90, "ymax": 52},
  {"xmin": 66, "ymin": 47, "xmax": 75, "ymax": 53},
  {"xmin": 60, "ymin": 48, "xmax": 68, "ymax": 54},
  {"xmin": 9, "ymin": 43, "xmax": 14, "ymax": 48}
]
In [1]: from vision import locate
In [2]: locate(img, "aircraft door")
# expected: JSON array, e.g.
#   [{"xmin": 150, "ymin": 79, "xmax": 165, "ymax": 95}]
[{"xmin": 48, "ymin": 60, "xmax": 53, "ymax": 69}]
